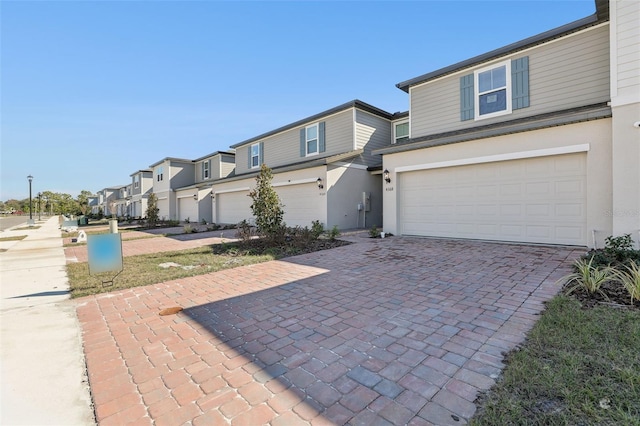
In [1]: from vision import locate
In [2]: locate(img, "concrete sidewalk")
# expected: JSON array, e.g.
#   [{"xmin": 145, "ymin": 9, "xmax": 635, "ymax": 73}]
[{"xmin": 0, "ymin": 217, "xmax": 95, "ymax": 425}]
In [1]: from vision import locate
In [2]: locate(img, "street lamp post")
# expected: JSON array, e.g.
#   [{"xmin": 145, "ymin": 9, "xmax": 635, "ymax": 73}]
[
  {"xmin": 27, "ymin": 175, "xmax": 34, "ymax": 225},
  {"xmin": 38, "ymin": 192, "xmax": 42, "ymax": 221}
]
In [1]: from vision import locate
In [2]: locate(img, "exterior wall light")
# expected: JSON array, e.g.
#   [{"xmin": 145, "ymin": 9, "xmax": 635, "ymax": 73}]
[
  {"xmin": 193, "ymin": 194, "xmax": 198, "ymax": 200},
  {"xmin": 210, "ymin": 193, "xmax": 215, "ymax": 200},
  {"xmin": 317, "ymin": 178, "xmax": 324, "ymax": 189},
  {"xmin": 383, "ymin": 169, "xmax": 391, "ymax": 183}
]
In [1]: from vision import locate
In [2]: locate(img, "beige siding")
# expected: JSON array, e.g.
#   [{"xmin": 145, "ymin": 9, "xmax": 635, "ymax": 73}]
[
  {"xmin": 170, "ymin": 162, "xmax": 195, "ymax": 188},
  {"xmin": 355, "ymin": 110, "xmax": 392, "ymax": 166},
  {"xmin": 411, "ymin": 24, "xmax": 610, "ymax": 137},
  {"xmin": 614, "ymin": 1, "xmax": 640, "ymax": 99},
  {"xmin": 220, "ymin": 155, "xmax": 235, "ymax": 178},
  {"xmin": 234, "ymin": 109, "xmax": 354, "ymax": 175}
]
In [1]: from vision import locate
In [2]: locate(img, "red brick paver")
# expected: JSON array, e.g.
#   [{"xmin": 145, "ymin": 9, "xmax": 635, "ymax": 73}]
[{"xmin": 76, "ymin": 236, "xmax": 583, "ymax": 424}]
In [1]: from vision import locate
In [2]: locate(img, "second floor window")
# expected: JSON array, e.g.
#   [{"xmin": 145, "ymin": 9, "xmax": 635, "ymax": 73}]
[
  {"xmin": 305, "ymin": 124, "xmax": 318, "ymax": 156},
  {"xmin": 394, "ymin": 122, "xmax": 409, "ymax": 144},
  {"xmin": 475, "ymin": 60, "xmax": 511, "ymax": 120},
  {"xmin": 134, "ymin": 175, "xmax": 139, "ymax": 189},
  {"xmin": 156, "ymin": 166, "xmax": 164, "ymax": 182},
  {"xmin": 251, "ymin": 144, "xmax": 260, "ymax": 168},
  {"xmin": 203, "ymin": 161, "xmax": 210, "ymax": 179}
]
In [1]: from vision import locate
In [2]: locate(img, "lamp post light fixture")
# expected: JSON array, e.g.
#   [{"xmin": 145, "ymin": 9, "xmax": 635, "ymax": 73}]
[
  {"xmin": 383, "ymin": 169, "xmax": 391, "ymax": 183},
  {"xmin": 27, "ymin": 175, "xmax": 34, "ymax": 225}
]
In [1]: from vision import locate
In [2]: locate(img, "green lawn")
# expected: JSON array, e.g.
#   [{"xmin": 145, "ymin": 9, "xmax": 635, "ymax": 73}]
[
  {"xmin": 66, "ymin": 246, "xmax": 274, "ymax": 298},
  {"xmin": 471, "ymin": 296, "xmax": 640, "ymax": 425}
]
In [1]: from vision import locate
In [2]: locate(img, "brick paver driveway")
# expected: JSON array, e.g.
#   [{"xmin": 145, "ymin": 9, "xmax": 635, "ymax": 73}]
[{"xmin": 76, "ymin": 236, "xmax": 583, "ymax": 425}]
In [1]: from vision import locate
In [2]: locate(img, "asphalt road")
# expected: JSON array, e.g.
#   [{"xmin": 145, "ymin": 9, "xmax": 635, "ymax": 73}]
[{"xmin": 0, "ymin": 216, "xmax": 30, "ymax": 231}]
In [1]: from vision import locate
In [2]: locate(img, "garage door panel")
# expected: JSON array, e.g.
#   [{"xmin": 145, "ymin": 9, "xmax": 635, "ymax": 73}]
[
  {"xmin": 218, "ymin": 191, "xmax": 252, "ymax": 224},
  {"xmin": 276, "ymin": 184, "xmax": 324, "ymax": 228},
  {"xmin": 178, "ymin": 198, "xmax": 198, "ymax": 222},
  {"xmin": 399, "ymin": 153, "xmax": 587, "ymax": 245}
]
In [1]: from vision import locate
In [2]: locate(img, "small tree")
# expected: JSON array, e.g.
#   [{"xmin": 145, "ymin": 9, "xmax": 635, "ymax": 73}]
[
  {"xmin": 146, "ymin": 193, "xmax": 160, "ymax": 227},
  {"xmin": 248, "ymin": 164, "xmax": 284, "ymax": 241}
]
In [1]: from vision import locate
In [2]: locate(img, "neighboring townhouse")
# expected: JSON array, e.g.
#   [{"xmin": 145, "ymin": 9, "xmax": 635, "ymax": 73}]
[
  {"xmin": 174, "ymin": 151, "xmax": 235, "ymax": 223},
  {"xmin": 149, "ymin": 158, "xmax": 195, "ymax": 220},
  {"xmin": 97, "ymin": 186, "xmax": 120, "ymax": 217},
  {"xmin": 374, "ymin": 0, "xmax": 639, "ymax": 248},
  {"xmin": 112, "ymin": 184, "xmax": 132, "ymax": 217},
  {"xmin": 210, "ymin": 100, "xmax": 400, "ymax": 229},
  {"xmin": 88, "ymin": 196, "xmax": 99, "ymax": 215},
  {"xmin": 129, "ymin": 169, "xmax": 153, "ymax": 218}
]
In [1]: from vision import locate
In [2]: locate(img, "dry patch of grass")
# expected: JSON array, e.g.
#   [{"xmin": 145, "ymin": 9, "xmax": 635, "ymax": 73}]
[
  {"xmin": 13, "ymin": 226, "xmax": 40, "ymax": 230},
  {"xmin": 67, "ymin": 246, "xmax": 274, "ymax": 298},
  {"xmin": 0, "ymin": 235, "xmax": 27, "ymax": 242}
]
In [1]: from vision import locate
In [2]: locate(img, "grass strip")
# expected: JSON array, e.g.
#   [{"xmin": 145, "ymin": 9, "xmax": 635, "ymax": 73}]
[
  {"xmin": 0, "ymin": 235, "xmax": 27, "ymax": 242},
  {"xmin": 66, "ymin": 246, "xmax": 274, "ymax": 298},
  {"xmin": 471, "ymin": 296, "xmax": 640, "ymax": 425}
]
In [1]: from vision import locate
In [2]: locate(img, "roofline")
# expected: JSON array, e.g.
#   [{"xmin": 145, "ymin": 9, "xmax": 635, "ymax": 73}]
[
  {"xmin": 129, "ymin": 169, "xmax": 152, "ymax": 177},
  {"xmin": 205, "ymin": 150, "xmax": 364, "ymax": 186},
  {"xmin": 230, "ymin": 100, "xmax": 394, "ymax": 149},
  {"xmin": 148, "ymin": 157, "xmax": 194, "ymax": 168},
  {"xmin": 193, "ymin": 150, "xmax": 236, "ymax": 162},
  {"xmin": 396, "ymin": 3, "xmax": 607, "ymax": 92},
  {"xmin": 373, "ymin": 104, "xmax": 611, "ymax": 156}
]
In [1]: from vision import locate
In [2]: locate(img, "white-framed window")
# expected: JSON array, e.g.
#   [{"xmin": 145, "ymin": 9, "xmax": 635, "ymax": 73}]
[
  {"xmin": 394, "ymin": 121, "xmax": 409, "ymax": 144},
  {"xmin": 250, "ymin": 144, "xmax": 260, "ymax": 168},
  {"xmin": 134, "ymin": 175, "xmax": 139, "ymax": 189},
  {"xmin": 156, "ymin": 166, "xmax": 164, "ymax": 182},
  {"xmin": 203, "ymin": 161, "xmax": 210, "ymax": 179},
  {"xmin": 305, "ymin": 124, "xmax": 319, "ymax": 156},
  {"xmin": 474, "ymin": 60, "xmax": 511, "ymax": 120}
]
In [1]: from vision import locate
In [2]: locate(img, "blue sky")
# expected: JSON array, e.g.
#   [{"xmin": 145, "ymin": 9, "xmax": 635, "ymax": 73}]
[{"xmin": 1, "ymin": 0, "xmax": 595, "ymax": 200}]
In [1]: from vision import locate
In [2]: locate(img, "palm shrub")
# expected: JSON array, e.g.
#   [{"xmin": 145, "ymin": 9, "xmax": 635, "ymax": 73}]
[
  {"xmin": 614, "ymin": 262, "xmax": 640, "ymax": 304},
  {"xmin": 557, "ymin": 257, "xmax": 616, "ymax": 299}
]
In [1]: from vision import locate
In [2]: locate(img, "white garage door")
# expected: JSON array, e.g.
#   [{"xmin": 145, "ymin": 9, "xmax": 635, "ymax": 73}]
[
  {"xmin": 276, "ymin": 183, "xmax": 325, "ymax": 228},
  {"xmin": 178, "ymin": 197, "xmax": 198, "ymax": 223},
  {"xmin": 157, "ymin": 198, "xmax": 170, "ymax": 221},
  {"xmin": 217, "ymin": 191, "xmax": 252, "ymax": 225},
  {"xmin": 399, "ymin": 153, "xmax": 587, "ymax": 245}
]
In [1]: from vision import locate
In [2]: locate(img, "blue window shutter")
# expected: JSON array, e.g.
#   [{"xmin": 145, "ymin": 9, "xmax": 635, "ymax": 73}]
[
  {"xmin": 511, "ymin": 56, "xmax": 529, "ymax": 110},
  {"xmin": 259, "ymin": 142, "xmax": 264, "ymax": 165},
  {"xmin": 460, "ymin": 74, "xmax": 474, "ymax": 121},
  {"xmin": 300, "ymin": 128, "xmax": 306, "ymax": 157},
  {"xmin": 319, "ymin": 122, "xmax": 326, "ymax": 153}
]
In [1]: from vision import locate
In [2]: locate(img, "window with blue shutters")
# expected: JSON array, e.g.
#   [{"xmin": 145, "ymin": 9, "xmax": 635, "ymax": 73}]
[
  {"xmin": 300, "ymin": 122, "xmax": 326, "ymax": 157},
  {"xmin": 460, "ymin": 56, "xmax": 529, "ymax": 121},
  {"xmin": 250, "ymin": 144, "xmax": 260, "ymax": 169},
  {"xmin": 474, "ymin": 59, "xmax": 512, "ymax": 120}
]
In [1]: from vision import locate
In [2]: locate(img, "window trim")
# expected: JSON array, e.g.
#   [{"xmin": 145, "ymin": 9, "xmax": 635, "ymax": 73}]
[
  {"xmin": 250, "ymin": 143, "xmax": 260, "ymax": 169},
  {"xmin": 156, "ymin": 166, "xmax": 164, "ymax": 182},
  {"xmin": 474, "ymin": 59, "xmax": 512, "ymax": 121},
  {"xmin": 203, "ymin": 160, "xmax": 210, "ymax": 180},
  {"xmin": 393, "ymin": 120, "xmax": 410, "ymax": 144},
  {"xmin": 305, "ymin": 124, "xmax": 319, "ymax": 157}
]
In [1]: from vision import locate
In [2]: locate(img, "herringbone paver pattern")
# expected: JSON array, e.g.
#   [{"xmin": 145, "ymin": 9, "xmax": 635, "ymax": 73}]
[{"xmin": 76, "ymin": 236, "xmax": 582, "ymax": 425}]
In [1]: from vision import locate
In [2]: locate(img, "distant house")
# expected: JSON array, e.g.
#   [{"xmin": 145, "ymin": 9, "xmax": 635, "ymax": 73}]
[
  {"xmin": 129, "ymin": 169, "xmax": 153, "ymax": 218},
  {"xmin": 96, "ymin": 186, "xmax": 121, "ymax": 218},
  {"xmin": 173, "ymin": 151, "xmax": 235, "ymax": 223},
  {"xmin": 374, "ymin": 0, "xmax": 639, "ymax": 248},
  {"xmin": 209, "ymin": 100, "xmax": 401, "ymax": 229},
  {"xmin": 148, "ymin": 158, "xmax": 195, "ymax": 221}
]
